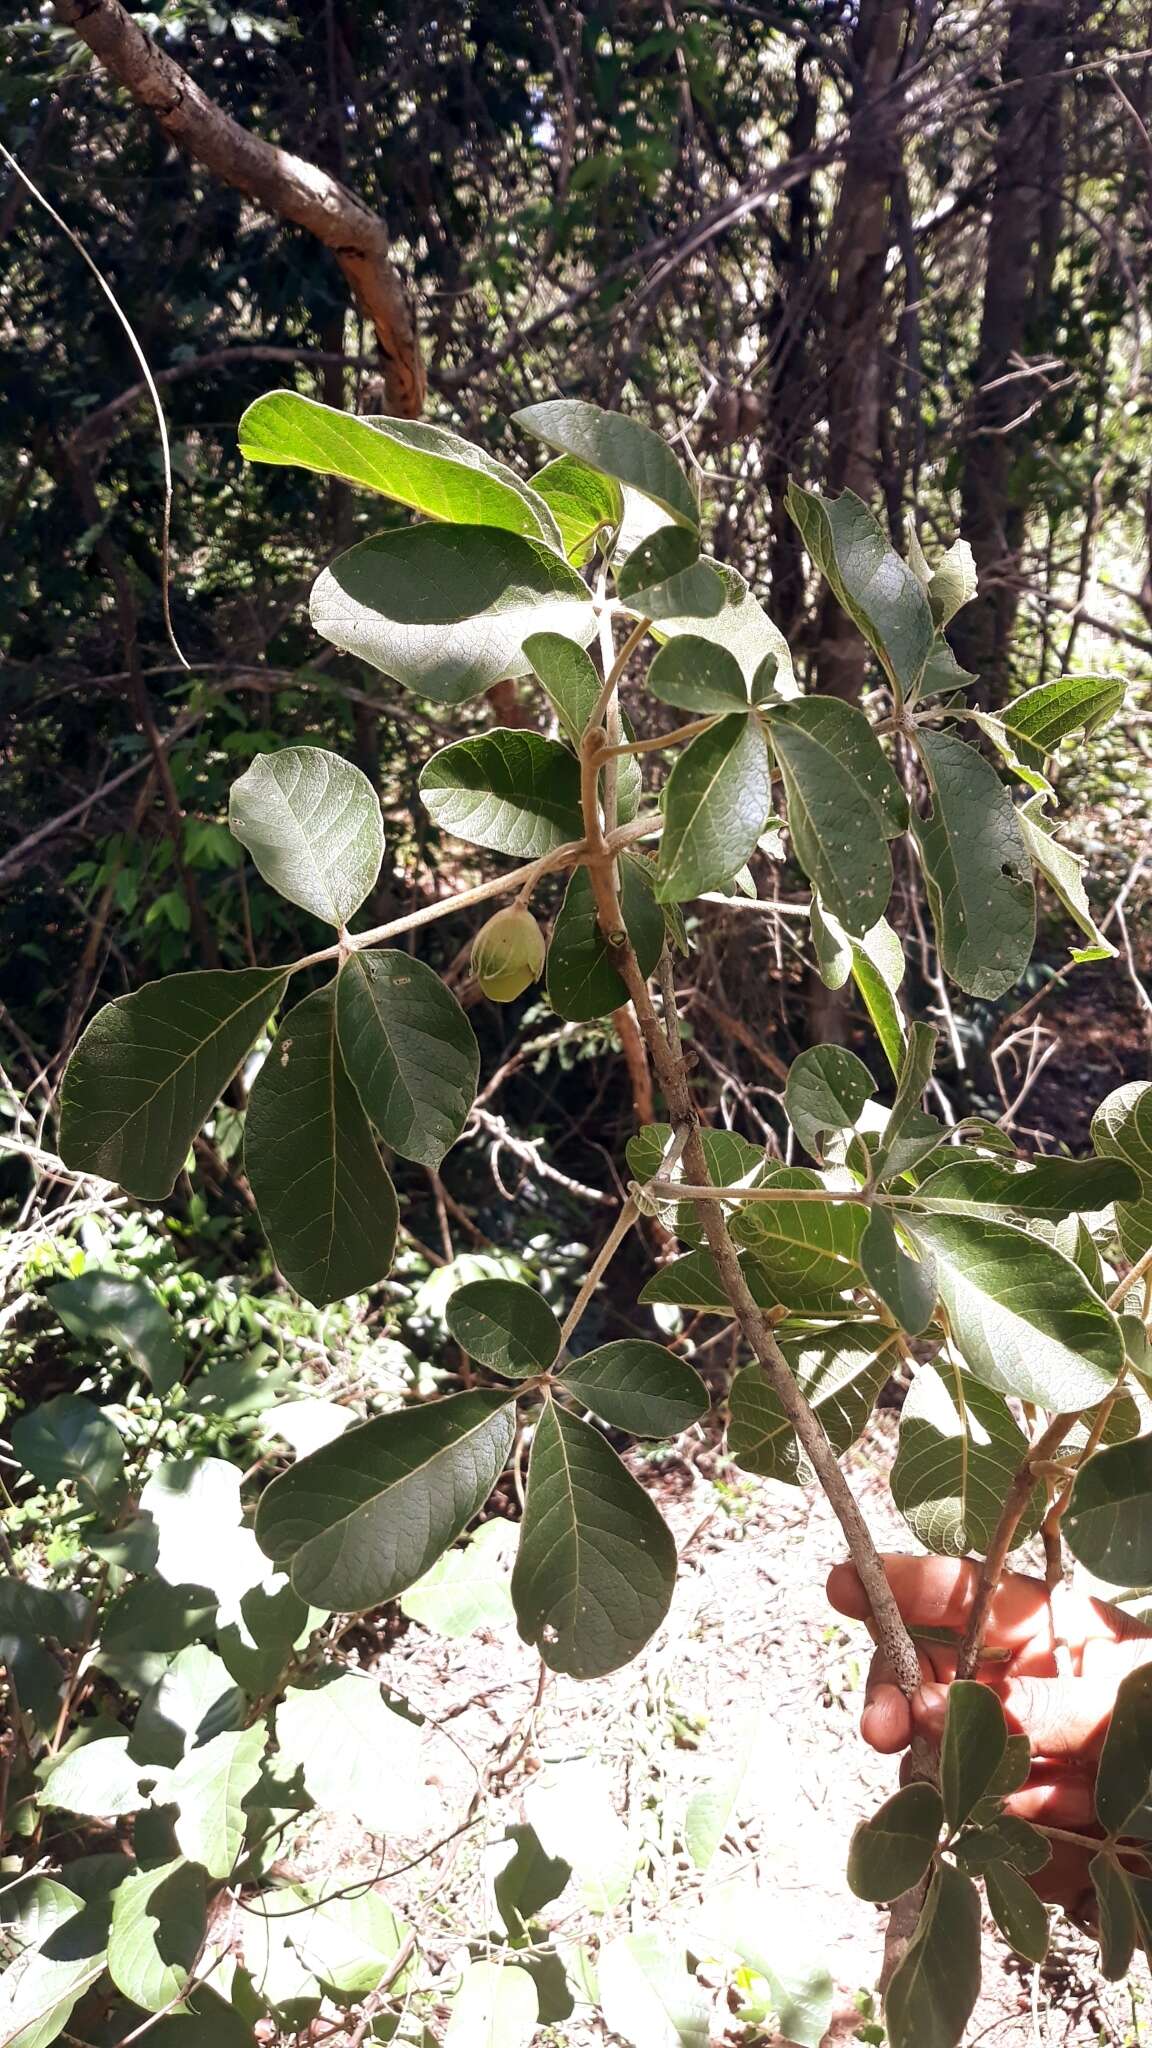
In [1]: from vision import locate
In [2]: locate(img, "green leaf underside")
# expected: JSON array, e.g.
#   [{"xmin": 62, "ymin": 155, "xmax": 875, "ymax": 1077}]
[
  {"xmin": 656, "ymin": 714, "xmax": 773, "ymax": 902},
  {"xmin": 912, "ymin": 1155, "xmax": 1139, "ymax": 1218},
  {"xmin": 511, "ymin": 1401, "xmax": 677, "ymax": 1677},
  {"xmin": 1018, "ymin": 797, "xmax": 1117, "ymax": 961},
  {"xmin": 1065, "ymin": 1439, "xmax": 1152, "ymax": 1587},
  {"xmin": 58, "ymin": 967, "xmax": 286, "ymax": 1200},
  {"xmin": 884, "ymin": 1863, "xmax": 981, "ymax": 2048},
  {"xmin": 513, "ymin": 398, "xmax": 699, "ymax": 529},
  {"xmin": 927, "ymin": 538, "xmax": 977, "ymax": 628},
  {"xmin": 728, "ymin": 1324, "xmax": 899, "ymax": 1483},
  {"xmin": 311, "ymin": 525, "xmax": 595, "ymax": 703},
  {"xmin": 229, "ymin": 745, "xmax": 384, "ymax": 928},
  {"xmin": 420, "ymin": 729, "xmax": 583, "ymax": 857},
  {"xmin": 905, "ymin": 1210, "xmax": 1121, "ymax": 1409},
  {"xmin": 860, "ymin": 1207, "xmax": 938, "ymax": 1336},
  {"xmin": 767, "ymin": 696, "xmax": 907, "ymax": 936},
  {"xmin": 615, "ymin": 528, "xmax": 726, "ymax": 619},
  {"xmin": 1005, "ymin": 672, "xmax": 1125, "ymax": 758},
  {"xmin": 728, "ymin": 1169, "xmax": 867, "ymax": 1297},
  {"xmin": 941, "ymin": 1680, "xmax": 1008, "ymax": 1828},
  {"xmin": 638, "ymin": 1247, "xmax": 848, "ymax": 1316},
  {"xmin": 107, "ymin": 1857, "xmax": 205, "ymax": 2013},
  {"xmin": 1091, "ymin": 1853, "xmax": 1138, "ymax": 1980},
  {"xmin": 47, "ymin": 1271, "xmax": 185, "ymax": 1394},
  {"xmin": 650, "ymin": 561, "xmax": 795, "ymax": 691},
  {"xmin": 244, "ymin": 986, "xmax": 398, "ymax": 1306},
  {"xmin": 912, "ymin": 727, "xmax": 1035, "ymax": 998},
  {"xmin": 786, "ymin": 483, "xmax": 935, "ymax": 696},
  {"xmin": 559, "ymin": 1341, "xmax": 709, "ymax": 1436},
  {"xmin": 785, "ymin": 1044, "xmax": 874, "ymax": 1159},
  {"xmin": 1093, "ymin": 1083, "xmax": 1152, "ymax": 1263},
  {"xmin": 238, "ymin": 391, "xmax": 561, "ymax": 545},
  {"xmin": 955, "ymin": 1814, "xmax": 1050, "ymax": 1875},
  {"xmin": 547, "ymin": 857, "xmax": 664, "ymax": 1021},
  {"xmin": 445, "ymin": 1278, "xmax": 563, "ymax": 1377},
  {"xmin": 335, "ymin": 951, "xmax": 478, "ymax": 1168},
  {"xmin": 847, "ymin": 1782, "xmax": 943, "ymax": 1901},
  {"xmin": 255, "ymin": 1391, "xmax": 517, "ymax": 1610},
  {"xmin": 647, "ymin": 634, "xmax": 749, "ymax": 712},
  {"xmin": 529, "ymin": 454, "xmax": 623, "ymax": 560},
  {"xmin": 891, "ymin": 1362, "xmax": 1043, "ymax": 1557}
]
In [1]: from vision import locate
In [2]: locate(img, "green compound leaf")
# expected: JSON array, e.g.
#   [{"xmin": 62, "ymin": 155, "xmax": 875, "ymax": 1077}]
[
  {"xmin": 229, "ymin": 745, "xmax": 384, "ymax": 928},
  {"xmin": 107, "ymin": 1857, "xmax": 205, "ymax": 2014},
  {"xmin": 47, "ymin": 1271, "xmax": 185, "ymax": 1395},
  {"xmin": 903, "ymin": 1210, "xmax": 1122, "ymax": 1409},
  {"xmin": 420, "ymin": 728, "xmax": 583, "ymax": 857},
  {"xmin": 514, "ymin": 397, "xmax": 699, "ymax": 529},
  {"xmin": 766, "ymin": 696, "xmax": 907, "ymax": 937},
  {"xmin": 1065, "ymin": 1439, "xmax": 1152, "ymax": 1588},
  {"xmin": 311, "ymin": 525, "xmax": 595, "ymax": 703},
  {"xmin": 786, "ymin": 482, "xmax": 935, "ymax": 696},
  {"xmin": 58, "ymin": 967, "xmax": 287, "ymax": 1200},
  {"xmin": 884, "ymin": 1863, "xmax": 981, "ymax": 2048},
  {"xmin": 891, "ymin": 1362, "xmax": 1043, "ymax": 1557},
  {"xmin": 546, "ymin": 855, "xmax": 664, "ymax": 1022},
  {"xmin": 1094, "ymin": 1663, "xmax": 1152, "ymax": 1833},
  {"xmin": 529, "ymin": 454, "xmax": 623, "ymax": 562},
  {"xmin": 728, "ymin": 1169, "xmax": 867, "ymax": 1300},
  {"xmin": 11, "ymin": 1395, "xmax": 125, "ymax": 1514},
  {"xmin": 860, "ymin": 1207, "xmax": 938, "ymax": 1336},
  {"xmin": 1091, "ymin": 1853, "xmax": 1138, "ymax": 1981},
  {"xmin": 912, "ymin": 1155, "xmax": 1139, "ymax": 1219},
  {"xmin": 238, "ymin": 390, "xmax": 561, "ymax": 544},
  {"xmin": 336, "ymin": 950, "xmax": 478, "ymax": 1168},
  {"xmin": 170, "ymin": 1722, "xmax": 267, "ymax": 1879},
  {"xmin": 846, "ymin": 1782, "xmax": 943, "ymax": 1902},
  {"xmin": 784, "ymin": 1044, "xmax": 874, "ymax": 1159},
  {"xmin": 655, "ymin": 714, "xmax": 772, "ymax": 903},
  {"xmin": 445, "ymin": 1278, "xmax": 563, "ymax": 1377},
  {"xmin": 615, "ymin": 527, "xmax": 726, "ymax": 619},
  {"xmin": 728, "ymin": 1323, "xmax": 900, "ymax": 1484},
  {"xmin": 559, "ymin": 1341, "xmax": 708, "ymax": 1436},
  {"xmin": 255, "ymin": 1390, "xmax": 517, "ymax": 1610},
  {"xmin": 512, "ymin": 1400, "xmax": 677, "ymax": 1677},
  {"xmin": 647, "ymin": 634, "xmax": 749, "ymax": 712},
  {"xmin": 1092, "ymin": 1081, "xmax": 1152, "ymax": 1263},
  {"xmin": 984, "ymin": 1861, "xmax": 1049, "ymax": 1964},
  {"xmin": 911, "ymin": 726, "xmax": 1035, "ymax": 998},
  {"xmin": 244, "ymin": 986, "xmax": 398, "ymax": 1307},
  {"xmin": 1018, "ymin": 795, "xmax": 1117, "ymax": 962},
  {"xmin": 941, "ymin": 1680, "xmax": 1008, "ymax": 1828}
]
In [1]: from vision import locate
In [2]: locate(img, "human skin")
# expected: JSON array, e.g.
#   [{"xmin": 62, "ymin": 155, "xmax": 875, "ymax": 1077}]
[{"xmin": 827, "ymin": 1554, "xmax": 1152, "ymax": 1916}]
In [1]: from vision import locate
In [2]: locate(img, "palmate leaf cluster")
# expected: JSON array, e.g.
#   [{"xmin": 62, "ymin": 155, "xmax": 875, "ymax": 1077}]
[{"xmin": 10, "ymin": 395, "xmax": 1151, "ymax": 2047}]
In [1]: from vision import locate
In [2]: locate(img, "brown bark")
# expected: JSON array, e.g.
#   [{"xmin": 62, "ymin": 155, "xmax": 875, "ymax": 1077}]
[
  {"xmin": 52, "ymin": 0, "xmax": 424, "ymax": 417},
  {"xmin": 949, "ymin": 0, "xmax": 1069, "ymax": 694}
]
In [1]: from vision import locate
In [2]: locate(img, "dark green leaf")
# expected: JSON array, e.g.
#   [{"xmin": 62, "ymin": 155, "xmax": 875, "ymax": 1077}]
[
  {"xmin": 911, "ymin": 727, "xmax": 1035, "ymax": 998},
  {"xmin": 728, "ymin": 1324, "xmax": 899, "ymax": 1484},
  {"xmin": 529, "ymin": 454, "xmax": 623, "ymax": 561},
  {"xmin": 847, "ymin": 1783, "xmax": 943, "ymax": 1901},
  {"xmin": 493, "ymin": 1823, "xmax": 572, "ymax": 1940},
  {"xmin": 891, "ymin": 1362, "xmax": 1042, "ymax": 1557},
  {"xmin": 655, "ymin": 715, "xmax": 772, "ymax": 903},
  {"xmin": 646, "ymin": 634, "xmax": 748, "ymax": 712},
  {"xmin": 651, "ymin": 562, "xmax": 794, "ymax": 690},
  {"xmin": 514, "ymin": 398, "xmax": 698, "ymax": 529},
  {"xmin": 1091, "ymin": 1853, "xmax": 1138, "ymax": 1981},
  {"xmin": 245, "ymin": 986, "xmax": 398, "ymax": 1306},
  {"xmin": 546, "ymin": 856, "xmax": 664, "ymax": 1022},
  {"xmin": 335, "ymin": 950, "xmax": 478, "ymax": 1168},
  {"xmin": 1095, "ymin": 1663, "xmax": 1152, "ymax": 1832},
  {"xmin": 255, "ymin": 1391, "xmax": 517, "ymax": 1610},
  {"xmin": 984, "ymin": 1861, "xmax": 1049, "ymax": 1964},
  {"xmin": 419, "ymin": 729, "xmax": 583, "ymax": 857},
  {"xmin": 47, "ymin": 1271, "xmax": 185, "ymax": 1394},
  {"xmin": 615, "ymin": 527, "xmax": 724, "ymax": 618},
  {"xmin": 1066, "ymin": 1441, "xmax": 1152, "ymax": 1587},
  {"xmin": 873, "ymin": 1024, "xmax": 937, "ymax": 1181},
  {"xmin": 884, "ymin": 1863, "xmax": 981, "ymax": 2048},
  {"xmin": 229, "ymin": 746, "xmax": 384, "ymax": 927},
  {"xmin": 238, "ymin": 391, "xmax": 560, "ymax": 544},
  {"xmin": 522, "ymin": 631, "xmax": 601, "ymax": 746},
  {"xmin": 766, "ymin": 697, "xmax": 907, "ymax": 936},
  {"xmin": 11, "ymin": 1395, "xmax": 124, "ymax": 1512},
  {"xmin": 786, "ymin": 484, "xmax": 935, "ymax": 695},
  {"xmin": 445, "ymin": 1278, "xmax": 562, "ymax": 1377},
  {"xmin": 954, "ymin": 1816, "xmax": 1049, "ymax": 1876},
  {"xmin": 511, "ymin": 1401, "xmax": 677, "ymax": 1677},
  {"xmin": 559, "ymin": 1341, "xmax": 708, "ymax": 1436},
  {"xmin": 107, "ymin": 1858, "xmax": 205, "ymax": 2013},
  {"xmin": 59, "ymin": 968, "xmax": 287, "ymax": 1200},
  {"xmin": 912, "ymin": 1155, "xmax": 1139, "ymax": 1219},
  {"xmin": 811, "ymin": 899, "xmax": 907, "ymax": 1076},
  {"xmin": 941, "ymin": 1681, "xmax": 1008, "ymax": 1828},
  {"xmin": 784, "ymin": 1045, "xmax": 874, "ymax": 1159},
  {"xmin": 904, "ymin": 1211, "xmax": 1122, "ymax": 1409},
  {"xmin": 1018, "ymin": 796, "xmax": 1116, "ymax": 963},
  {"xmin": 311, "ymin": 524, "xmax": 596, "ymax": 703},
  {"xmin": 860, "ymin": 1208, "xmax": 937, "ymax": 1336}
]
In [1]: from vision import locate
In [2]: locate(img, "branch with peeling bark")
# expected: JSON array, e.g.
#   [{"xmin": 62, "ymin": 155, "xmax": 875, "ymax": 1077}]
[{"xmin": 52, "ymin": 0, "xmax": 423, "ymax": 417}]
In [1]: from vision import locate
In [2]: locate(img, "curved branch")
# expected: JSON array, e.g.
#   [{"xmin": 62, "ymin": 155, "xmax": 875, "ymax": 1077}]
[{"xmin": 52, "ymin": 0, "xmax": 424, "ymax": 416}]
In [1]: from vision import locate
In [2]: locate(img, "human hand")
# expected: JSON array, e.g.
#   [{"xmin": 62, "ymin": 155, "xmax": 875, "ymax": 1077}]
[{"xmin": 827, "ymin": 1554, "xmax": 1152, "ymax": 1917}]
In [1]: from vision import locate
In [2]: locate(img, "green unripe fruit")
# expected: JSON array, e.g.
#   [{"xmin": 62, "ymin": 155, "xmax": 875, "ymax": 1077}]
[{"xmin": 471, "ymin": 905, "xmax": 546, "ymax": 1001}]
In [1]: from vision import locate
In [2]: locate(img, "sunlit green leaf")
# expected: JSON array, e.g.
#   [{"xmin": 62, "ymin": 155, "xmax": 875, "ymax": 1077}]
[
  {"xmin": 514, "ymin": 398, "xmax": 698, "ymax": 529},
  {"xmin": 911, "ymin": 1155, "xmax": 1138, "ymax": 1219},
  {"xmin": 1004, "ymin": 672, "xmax": 1125, "ymax": 760},
  {"xmin": 615, "ymin": 527, "xmax": 724, "ymax": 619},
  {"xmin": 1018, "ymin": 795, "xmax": 1116, "ymax": 962},
  {"xmin": 445, "ymin": 1960, "xmax": 539, "ymax": 2048},
  {"xmin": 419, "ymin": 728, "xmax": 583, "ymax": 857},
  {"xmin": 598, "ymin": 1930, "xmax": 709, "ymax": 2048},
  {"xmin": 911, "ymin": 727, "xmax": 1035, "ymax": 998},
  {"xmin": 529, "ymin": 454, "xmax": 623, "ymax": 561},
  {"xmin": 107, "ymin": 1858, "xmax": 205, "ymax": 2013},
  {"xmin": 336, "ymin": 950, "xmax": 478, "ymax": 1168},
  {"xmin": 786, "ymin": 483, "xmax": 935, "ymax": 695},
  {"xmin": 727, "ymin": 1323, "xmax": 899, "ymax": 1484},
  {"xmin": 171, "ymin": 1723, "xmax": 267, "ymax": 1879},
  {"xmin": 229, "ymin": 745, "xmax": 384, "ymax": 927},
  {"xmin": 1065, "ymin": 1437, "xmax": 1152, "ymax": 1587},
  {"xmin": 274, "ymin": 1672, "xmax": 423, "ymax": 1831}
]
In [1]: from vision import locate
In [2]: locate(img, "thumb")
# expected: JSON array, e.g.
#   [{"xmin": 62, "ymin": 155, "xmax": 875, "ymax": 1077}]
[{"xmin": 914, "ymin": 1674, "xmax": 1118, "ymax": 1761}]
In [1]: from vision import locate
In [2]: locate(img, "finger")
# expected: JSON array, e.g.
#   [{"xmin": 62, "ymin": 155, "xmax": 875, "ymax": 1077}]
[
  {"xmin": 913, "ymin": 1674, "xmax": 1118, "ymax": 1760},
  {"xmin": 860, "ymin": 1645, "xmax": 935, "ymax": 1754},
  {"xmin": 1005, "ymin": 1768, "xmax": 1097, "ymax": 1831},
  {"xmin": 826, "ymin": 1557, "xmax": 1049, "ymax": 1650}
]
